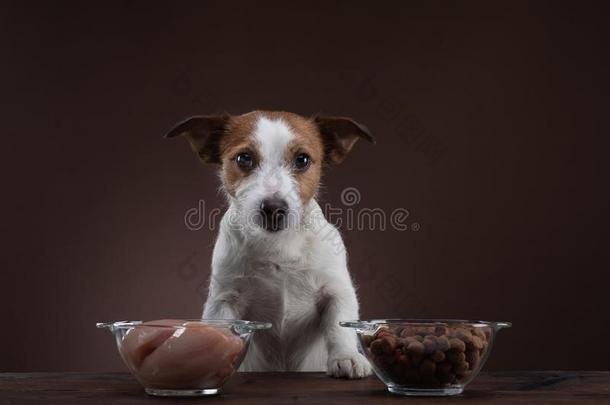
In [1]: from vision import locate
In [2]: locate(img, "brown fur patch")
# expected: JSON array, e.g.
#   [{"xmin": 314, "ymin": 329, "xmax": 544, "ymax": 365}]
[
  {"xmin": 218, "ymin": 114, "xmax": 260, "ymax": 196},
  {"xmin": 283, "ymin": 119, "xmax": 324, "ymax": 205}
]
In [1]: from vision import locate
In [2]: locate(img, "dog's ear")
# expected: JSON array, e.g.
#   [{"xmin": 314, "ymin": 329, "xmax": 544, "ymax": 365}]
[
  {"xmin": 314, "ymin": 116, "xmax": 375, "ymax": 165},
  {"xmin": 165, "ymin": 114, "xmax": 230, "ymax": 164}
]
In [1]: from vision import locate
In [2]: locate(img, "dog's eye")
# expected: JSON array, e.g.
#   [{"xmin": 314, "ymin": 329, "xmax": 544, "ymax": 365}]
[
  {"xmin": 236, "ymin": 152, "xmax": 254, "ymax": 170},
  {"xmin": 293, "ymin": 153, "xmax": 311, "ymax": 171}
]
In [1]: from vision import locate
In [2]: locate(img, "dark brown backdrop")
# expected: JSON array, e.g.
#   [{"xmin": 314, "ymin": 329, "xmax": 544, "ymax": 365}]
[{"xmin": 1, "ymin": 0, "xmax": 608, "ymax": 372}]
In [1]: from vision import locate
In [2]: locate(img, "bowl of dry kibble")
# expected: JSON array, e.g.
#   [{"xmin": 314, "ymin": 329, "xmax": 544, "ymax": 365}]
[{"xmin": 340, "ymin": 319, "xmax": 511, "ymax": 396}]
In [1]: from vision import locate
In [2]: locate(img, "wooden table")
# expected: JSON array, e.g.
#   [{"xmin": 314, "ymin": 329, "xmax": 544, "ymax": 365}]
[{"xmin": 1, "ymin": 371, "xmax": 608, "ymax": 404}]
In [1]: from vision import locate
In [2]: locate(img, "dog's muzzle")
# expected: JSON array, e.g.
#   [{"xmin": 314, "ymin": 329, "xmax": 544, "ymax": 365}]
[{"xmin": 259, "ymin": 197, "xmax": 288, "ymax": 232}]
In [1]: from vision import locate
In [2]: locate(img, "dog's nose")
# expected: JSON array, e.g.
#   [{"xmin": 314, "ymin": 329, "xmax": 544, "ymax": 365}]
[{"xmin": 259, "ymin": 197, "xmax": 288, "ymax": 232}]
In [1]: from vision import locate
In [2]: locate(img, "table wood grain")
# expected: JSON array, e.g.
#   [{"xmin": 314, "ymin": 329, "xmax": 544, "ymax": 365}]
[{"xmin": 1, "ymin": 371, "xmax": 609, "ymax": 404}]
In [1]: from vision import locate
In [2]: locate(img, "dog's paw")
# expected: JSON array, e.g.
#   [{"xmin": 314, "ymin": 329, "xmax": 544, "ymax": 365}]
[{"xmin": 327, "ymin": 351, "xmax": 372, "ymax": 379}]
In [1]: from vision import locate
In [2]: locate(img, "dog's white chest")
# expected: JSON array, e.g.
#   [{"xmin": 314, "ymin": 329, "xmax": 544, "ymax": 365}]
[
  {"xmin": 229, "ymin": 257, "xmax": 323, "ymax": 369},
  {"xmin": 240, "ymin": 258, "xmax": 318, "ymax": 322}
]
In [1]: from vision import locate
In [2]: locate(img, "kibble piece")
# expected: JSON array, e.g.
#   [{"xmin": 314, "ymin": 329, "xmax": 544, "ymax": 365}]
[
  {"xmin": 423, "ymin": 336, "xmax": 437, "ymax": 354},
  {"xmin": 483, "ymin": 327, "xmax": 492, "ymax": 341},
  {"xmin": 436, "ymin": 335, "xmax": 450, "ymax": 351},
  {"xmin": 406, "ymin": 340, "xmax": 425, "ymax": 356},
  {"xmin": 455, "ymin": 328, "xmax": 474, "ymax": 345},
  {"xmin": 381, "ymin": 336, "xmax": 399, "ymax": 354},
  {"xmin": 431, "ymin": 350, "xmax": 446, "ymax": 363},
  {"xmin": 405, "ymin": 336, "xmax": 419, "ymax": 345},
  {"xmin": 466, "ymin": 349, "xmax": 481, "ymax": 370},
  {"xmin": 399, "ymin": 325, "xmax": 414, "ymax": 337},
  {"xmin": 454, "ymin": 361, "xmax": 470, "ymax": 376},
  {"xmin": 449, "ymin": 338, "xmax": 466, "ymax": 352},
  {"xmin": 447, "ymin": 351, "xmax": 466, "ymax": 364},
  {"xmin": 370, "ymin": 339, "xmax": 385, "ymax": 355},
  {"xmin": 420, "ymin": 359, "xmax": 436, "ymax": 376},
  {"xmin": 395, "ymin": 337, "xmax": 408, "ymax": 349},
  {"xmin": 376, "ymin": 327, "xmax": 392, "ymax": 338},
  {"xmin": 374, "ymin": 343, "xmax": 392, "ymax": 355},
  {"xmin": 434, "ymin": 326, "xmax": 448, "ymax": 336},
  {"xmin": 472, "ymin": 327, "xmax": 486, "ymax": 340},
  {"xmin": 469, "ymin": 335, "xmax": 484, "ymax": 350}
]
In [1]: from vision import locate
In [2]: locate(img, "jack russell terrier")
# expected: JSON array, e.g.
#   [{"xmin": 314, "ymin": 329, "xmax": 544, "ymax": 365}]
[{"xmin": 166, "ymin": 111, "xmax": 375, "ymax": 378}]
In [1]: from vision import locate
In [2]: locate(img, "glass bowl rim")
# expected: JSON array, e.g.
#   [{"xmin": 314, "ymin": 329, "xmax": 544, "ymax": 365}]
[
  {"xmin": 96, "ymin": 319, "xmax": 272, "ymax": 330},
  {"xmin": 340, "ymin": 319, "xmax": 511, "ymax": 330}
]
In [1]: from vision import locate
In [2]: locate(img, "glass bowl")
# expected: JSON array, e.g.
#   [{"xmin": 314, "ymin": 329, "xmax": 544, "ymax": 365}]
[
  {"xmin": 340, "ymin": 319, "xmax": 511, "ymax": 396},
  {"xmin": 97, "ymin": 319, "xmax": 270, "ymax": 396}
]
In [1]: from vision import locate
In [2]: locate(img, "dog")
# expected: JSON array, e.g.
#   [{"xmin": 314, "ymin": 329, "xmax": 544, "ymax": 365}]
[{"xmin": 166, "ymin": 111, "xmax": 374, "ymax": 378}]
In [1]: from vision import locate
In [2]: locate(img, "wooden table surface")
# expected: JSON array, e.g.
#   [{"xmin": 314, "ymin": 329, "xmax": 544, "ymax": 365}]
[{"xmin": 1, "ymin": 371, "xmax": 609, "ymax": 404}]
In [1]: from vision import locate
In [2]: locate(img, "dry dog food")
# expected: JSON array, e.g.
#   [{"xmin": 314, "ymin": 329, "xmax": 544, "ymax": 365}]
[
  {"xmin": 119, "ymin": 320, "xmax": 245, "ymax": 389},
  {"xmin": 363, "ymin": 324, "xmax": 491, "ymax": 386}
]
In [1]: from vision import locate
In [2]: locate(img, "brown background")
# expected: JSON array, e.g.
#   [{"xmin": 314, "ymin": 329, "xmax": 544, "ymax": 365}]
[{"xmin": 1, "ymin": 0, "xmax": 608, "ymax": 372}]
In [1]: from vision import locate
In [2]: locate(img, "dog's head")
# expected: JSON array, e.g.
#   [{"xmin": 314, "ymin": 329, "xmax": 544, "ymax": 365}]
[{"xmin": 166, "ymin": 111, "xmax": 374, "ymax": 235}]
